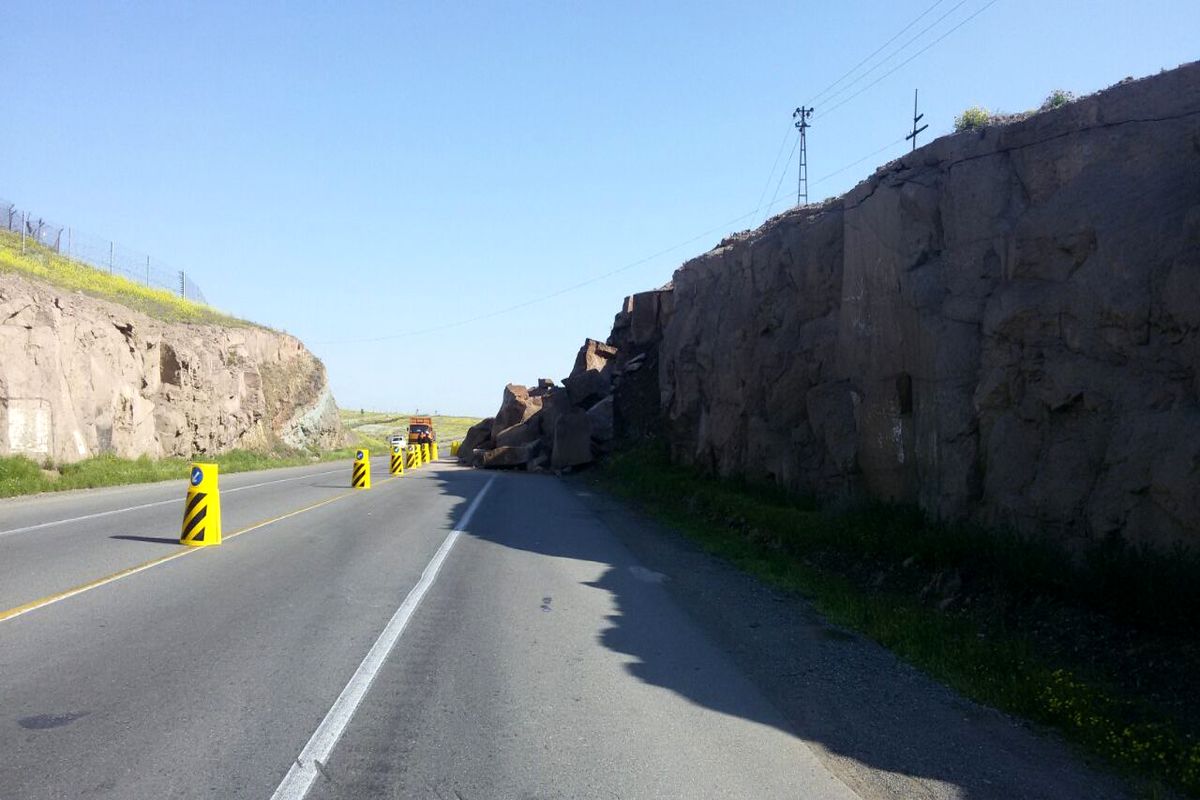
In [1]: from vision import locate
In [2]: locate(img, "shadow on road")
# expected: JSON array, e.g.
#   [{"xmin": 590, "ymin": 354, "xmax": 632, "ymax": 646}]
[
  {"xmin": 426, "ymin": 466, "xmax": 1126, "ymax": 800},
  {"xmin": 109, "ymin": 534, "xmax": 182, "ymax": 546}
]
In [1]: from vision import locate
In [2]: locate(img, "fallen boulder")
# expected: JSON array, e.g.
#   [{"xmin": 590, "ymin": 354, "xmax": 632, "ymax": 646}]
[
  {"xmin": 587, "ymin": 396, "xmax": 614, "ymax": 442},
  {"xmin": 530, "ymin": 378, "xmax": 557, "ymax": 397},
  {"xmin": 494, "ymin": 413, "xmax": 543, "ymax": 448},
  {"xmin": 482, "ymin": 440, "xmax": 540, "ymax": 468},
  {"xmin": 552, "ymin": 410, "xmax": 593, "ymax": 469},
  {"xmin": 571, "ymin": 338, "xmax": 618, "ymax": 377},
  {"xmin": 564, "ymin": 368, "xmax": 610, "ymax": 408},
  {"xmin": 491, "ymin": 383, "xmax": 542, "ymax": 438},
  {"xmin": 458, "ymin": 417, "xmax": 495, "ymax": 460}
]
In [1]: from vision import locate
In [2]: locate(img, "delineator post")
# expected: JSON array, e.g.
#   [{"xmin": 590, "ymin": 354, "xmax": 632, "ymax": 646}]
[
  {"xmin": 352, "ymin": 449, "xmax": 371, "ymax": 489},
  {"xmin": 181, "ymin": 463, "xmax": 222, "ymax": 547}
]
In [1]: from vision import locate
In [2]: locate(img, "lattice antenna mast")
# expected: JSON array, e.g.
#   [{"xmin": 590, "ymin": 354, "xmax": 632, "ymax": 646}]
[
  {"xmin": 905, "ymin": 89, "xmax": 928, "ymax": 151},
  {"xmin": 793, "ymin": 106, "xmax": 814, "ymax": 207}
]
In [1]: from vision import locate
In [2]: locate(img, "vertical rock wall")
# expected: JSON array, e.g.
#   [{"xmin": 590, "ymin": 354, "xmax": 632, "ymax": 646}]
[{"xmin": 627, "ymin": 62, "xmax": 1200, "ymax": 550}]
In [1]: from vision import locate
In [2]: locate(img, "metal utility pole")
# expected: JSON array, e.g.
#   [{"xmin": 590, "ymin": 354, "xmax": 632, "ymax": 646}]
[
  {"xmin": 793, "ymin": 106, "xmax": 813, "ymax": 207},
  {"xmin": 905, "ymin": 89, "xmax": 928, "ymax": 151}
]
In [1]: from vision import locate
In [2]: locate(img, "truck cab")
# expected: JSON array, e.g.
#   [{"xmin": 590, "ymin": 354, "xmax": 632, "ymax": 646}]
[{"xmin": 407, "ymin": 416, "xmax": 436, "ymax": 445}]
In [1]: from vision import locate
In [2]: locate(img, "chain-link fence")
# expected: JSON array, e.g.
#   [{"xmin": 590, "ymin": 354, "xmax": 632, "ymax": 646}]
[{"xmin": 1, "ymin": 198, "xmax": 208, "ymax": 305}]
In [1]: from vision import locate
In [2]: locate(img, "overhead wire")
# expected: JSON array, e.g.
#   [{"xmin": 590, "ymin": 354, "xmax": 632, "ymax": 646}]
[
  {"xmin": 810, "ymin": 136, "xmax": 908, "ymax": 187},
  {"xmin": 752, "ymin": 127, "xmax": 795, "ymax": 217},
  {"xmin": 762, "ymin": 132, "xmax": 800, "ymax": 222},
  {"xmin": 806, "ymin": 0, "xmax": 949, "ymax": 106},
  {"xmin": 317, "ymin": 2, "xmax": 1006, "ymax": 347},
  {"xmin": 755, "ymin": 0, "xmax": 985, "ymax": 224},
  {"xmin": 314, "ymin": 133, "xmax": 911, "ymax": 347},
  {"xmin": 817, "ymin": 0, "xmax": 1002, "ymax": 120},
  {"xmin": 814, "ymin": 0, "xmax": 976, "ymax": 113}
]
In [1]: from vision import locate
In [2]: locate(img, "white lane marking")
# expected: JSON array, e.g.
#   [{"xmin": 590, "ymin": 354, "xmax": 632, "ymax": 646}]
[
  {"xmin": 269, "ymin": 475, "xmax": 497, "ymax": 800},
  {"xmin": 0, "ymin": 468, "xmax": 344, "ymax": 539}
]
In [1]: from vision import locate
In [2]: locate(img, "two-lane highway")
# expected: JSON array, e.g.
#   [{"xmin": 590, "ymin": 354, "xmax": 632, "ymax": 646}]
[{"xmin": 0, "ymin": 459, "xmax": 859, "ymax": 799}]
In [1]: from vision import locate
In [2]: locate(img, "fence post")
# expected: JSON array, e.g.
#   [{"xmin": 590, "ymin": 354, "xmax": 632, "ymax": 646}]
[
  {"xmin": 179, "ymin": 270, "xmax": 185, "ymax": 297},
  {"xmin": 145, "ymin": 255, "xmax": 150, "ymax": 285},
  {"xmin": 109, "ymin": 241, "xmax": 114, "ymax": 273},
  {"xmin": 21, "ymin": 212, "xmax": 26, "ymax": 253},
  {"xmin": 67, "ymin": 227, "xmax": 72, "ymax": 258}
]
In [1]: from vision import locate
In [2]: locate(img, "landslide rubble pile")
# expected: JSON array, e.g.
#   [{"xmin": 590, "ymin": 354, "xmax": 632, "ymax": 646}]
[{"xmin": 459, "ymin": 337, "xmax": 651, "ymax": 471}]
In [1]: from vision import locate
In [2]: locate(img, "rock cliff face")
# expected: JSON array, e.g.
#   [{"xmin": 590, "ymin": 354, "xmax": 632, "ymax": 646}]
[
  {"xmin": 622, "ymin": 62, "xmax": 1200, "ymax": 550},
  {"xmin": 0, "ymin": 272, "xmax": 345, "ymax": 463}
]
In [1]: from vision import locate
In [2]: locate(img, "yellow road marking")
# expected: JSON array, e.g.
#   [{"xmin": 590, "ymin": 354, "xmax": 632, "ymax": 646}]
[{"xmin": 0, "ymin": 473, "xmax": 403, "ymax": 625}]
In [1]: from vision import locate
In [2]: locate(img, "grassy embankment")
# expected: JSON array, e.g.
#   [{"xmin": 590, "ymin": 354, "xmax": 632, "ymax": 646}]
[
  {"xmin": 596, "ymin": 444, "xmax": 1200, "ymax": 798},
  {"xmin": 0, "ymin": 228, "xmax": 247, "ymax": 326},
  {"xmin": 0, "ymin": 229, "xmax": 367, "ymax": 497},
  {"xmin": 0, "ymin": 446, "xmax": 368, "ymax": 499},
  {"xmin": 0, "ymin": 413, "xmax": 483, "ymax": 498}
]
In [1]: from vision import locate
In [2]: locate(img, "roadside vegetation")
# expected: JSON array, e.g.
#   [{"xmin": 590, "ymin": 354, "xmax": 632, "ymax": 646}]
[
  {"xmin": 953, "ymin": 89, "xmax": 1081, "ymax": 132},
  {"xmin": 0, "ymin": 445, "xmax": 366, "ymax": 499},
  {"xmin": 596, "ymin": 444, "xmax": 1200, "ymax": 797},
  {"xmin": 340, "ymin": 409, "xmax": 483, "ymax": 445},
  {"xmin": 0, "ymin": 410, "xmax": 485, "ymax": 498},
  {"xmin": 0, "ymin": 229, "xmax": 247, "ymax": 326}
]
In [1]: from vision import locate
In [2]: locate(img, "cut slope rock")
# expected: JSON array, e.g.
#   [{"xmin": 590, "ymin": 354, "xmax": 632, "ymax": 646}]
[
  {"xmin": 472, "ymin": 62, "xmax": 1200, "ymax": 552},
  {"xmin": 655, "ymin": 63, "xmax": 1200, "ymax": 551},
  {"xmin": 0, "ymin": 271, "xmax": 345, "ymax": 462}
]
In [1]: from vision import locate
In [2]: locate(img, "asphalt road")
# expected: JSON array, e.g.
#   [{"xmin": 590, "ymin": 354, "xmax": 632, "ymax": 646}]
[{"xmin": 0, "ymin": 458, "xmax": 1129, "ymax": 799}]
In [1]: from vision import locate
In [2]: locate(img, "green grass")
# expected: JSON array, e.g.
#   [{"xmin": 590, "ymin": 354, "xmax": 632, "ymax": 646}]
[
  {"xmin": 0, "ymin": 446, "xmax": 369, "ymax": 499},
  {"xmin": 340, "ymin": 409, "xmax": 483, "ymax": 445},
  {"xmin": 954, "ymin": 105, "xmax": 993, "ymax": 131},
  {"xmin": 0, "ymin": 229, "xmax": 248, "ymax": 326},
  {"xmin": 594, "ymin": 444, "xmax": 1200, "ymax": 797}
]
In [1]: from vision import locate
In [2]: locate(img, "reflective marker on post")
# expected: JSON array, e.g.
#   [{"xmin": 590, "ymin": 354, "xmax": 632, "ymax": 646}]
[
  {"xmin": 390, "ymin": 444, "xmax": 405, "ymax": 476},
  {"xmin": 181, "ymin": 463, "xmax": 222, "ymax": 546},
  {"xmin": 351, "ymin": 449, "xmax": 371, "ymax": 489}
]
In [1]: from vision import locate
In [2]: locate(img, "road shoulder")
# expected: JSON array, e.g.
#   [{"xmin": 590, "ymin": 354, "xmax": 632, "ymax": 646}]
[{"xmin": 568, "ymin": 475, "xmax": 1133, "ymax": 800}]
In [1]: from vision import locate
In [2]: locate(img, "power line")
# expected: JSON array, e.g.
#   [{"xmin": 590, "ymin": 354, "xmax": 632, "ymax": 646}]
[
  {"xmin": 818, "ymin": 0, "xmax": 1002, "ymax": 120},
  {"xmin": 806, "ymin": 0, "xmax": 948, "ymax": 106},
  {"xmin": 751, "ymin": 0, "xmax": 973, "ymax": 235},
  {"xmin": 810, "ymin": 136, "xmax": 908, "ymax": 187},
  {"xmin": 314, "ymin": 135, "xmax": 912, "ymax": 347},
  {"xmin": 752, "ymin": 127, "xmax": 794, "ymax": 216},
  {"xmin": 763, "ymin": 132, "xmax": 800, "ymax": 222},
  {"xmin": 815, "ymin": 0, "xmax": 974, "ymax": 113}
]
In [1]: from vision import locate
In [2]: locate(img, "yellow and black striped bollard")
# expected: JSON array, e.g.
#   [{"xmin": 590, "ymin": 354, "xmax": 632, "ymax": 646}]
[
  {"xmin": 351, "ymin": 449, "xmax": 371, "ymax": 489},
  {"xmin": 390, "ymin": 444, "xmax": 405, "ymax": 476},
  {"xmin": 181, "ymin": 462, "xmax": 222, "ymax": 546}
]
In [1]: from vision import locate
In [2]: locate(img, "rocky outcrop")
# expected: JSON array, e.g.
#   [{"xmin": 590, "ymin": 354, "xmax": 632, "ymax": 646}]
[
  {"xmin": 641, "ymin": 62, "xmax": 1200, "ymax": 550},
  {"xmin": 464, "ymin": 339, "xmax": 627, "ymax": 471},
  {"xmin": 0, "ymin": 271, "xmax": 346, "ymax": 462},
  {"xmin": 463, "ymin": 64, "xmax": 1200, "ymax": 551}
]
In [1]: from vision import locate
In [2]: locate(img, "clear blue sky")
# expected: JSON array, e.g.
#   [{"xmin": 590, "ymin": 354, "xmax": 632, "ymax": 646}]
[{"xmin": 2, "ymin": 1, "xmax": 1195, "ymax": 417}]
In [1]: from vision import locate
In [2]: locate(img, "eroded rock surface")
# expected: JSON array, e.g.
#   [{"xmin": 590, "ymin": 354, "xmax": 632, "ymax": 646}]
[
  {"xmin": 0, "ymin": 272, "xmax": 345, "ymax": 462},
  {"xmin": 651, "ymin": 62, "xmax": 1200, "ymax": 549}
]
